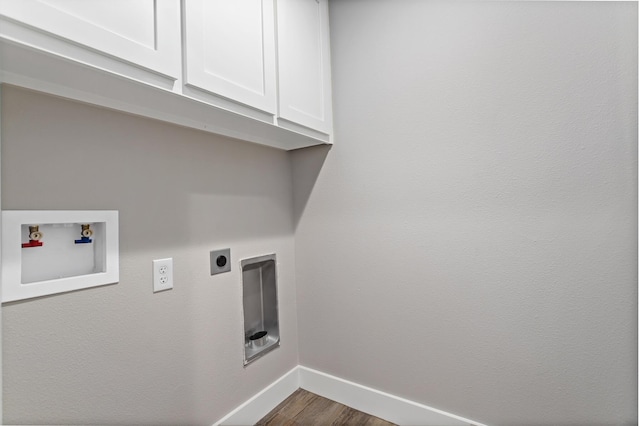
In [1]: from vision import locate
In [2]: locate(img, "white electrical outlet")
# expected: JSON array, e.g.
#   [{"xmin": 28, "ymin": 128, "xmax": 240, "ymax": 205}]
[{"xmin": 153, "ymin": 258, "xmax": 173, "ymax": 292}]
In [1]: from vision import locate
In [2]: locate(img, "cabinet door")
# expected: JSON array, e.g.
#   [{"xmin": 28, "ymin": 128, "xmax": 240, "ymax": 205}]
[
  {"xmin": 276, "ymin": 0, "xmax": 332, "ymax": 135},
  {"xmin": 0, "ymin": 0, "xmax": 181, "ymax": 79},
  {"xmin": 184, "ymin": 0, "xmax": 277, "ymax": 114}
]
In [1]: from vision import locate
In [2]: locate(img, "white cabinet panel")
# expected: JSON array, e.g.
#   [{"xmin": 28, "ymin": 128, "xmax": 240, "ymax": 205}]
[
  {"xmin": 0, "ymin": 0, "xmax": 180, "ymax": 79},
  {"xmin": 276, "ymin": 0, "xmax": 332, "ymax": 134},
  {"xmin": 184, "ymin": 0, "xmax": 277, "ymax": 114}
]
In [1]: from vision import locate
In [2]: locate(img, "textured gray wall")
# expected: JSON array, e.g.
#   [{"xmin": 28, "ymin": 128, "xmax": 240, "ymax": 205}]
[
  {"xmin": 2, "ymin": 86, "xmax": 299, "ymax": 425},
  {"xmin": 293, "ymin": 1, "xmax": 638, "ymax": 425}
]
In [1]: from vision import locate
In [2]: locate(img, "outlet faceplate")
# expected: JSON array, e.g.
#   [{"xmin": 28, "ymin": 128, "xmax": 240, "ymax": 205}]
[
  {"xmin": 153, "ymin": 258, "xmax": 173, "ymax": 292},
  {"xmin": 210, "ymin": 248, "xmax": 231, "ymax": 275}
]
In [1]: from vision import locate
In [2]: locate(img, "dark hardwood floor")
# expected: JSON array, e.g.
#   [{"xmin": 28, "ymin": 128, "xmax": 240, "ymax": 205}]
[{"xmin": 256, "ymin": 388, "xmax": 396, "ymax": 425}]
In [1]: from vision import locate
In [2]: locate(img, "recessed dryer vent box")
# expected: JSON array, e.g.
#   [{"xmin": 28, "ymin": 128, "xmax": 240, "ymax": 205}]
[
  {"xmin": 2, "ymin": 210, "xmax": 119, "ymax": 302},
  {"xmin": 242, "ymin": 253, "xmax": 280, "ymax": 365}
]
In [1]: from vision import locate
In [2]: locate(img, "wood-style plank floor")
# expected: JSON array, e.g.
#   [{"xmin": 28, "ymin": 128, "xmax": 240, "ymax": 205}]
[{"xmin": 256, "ymin": 388, "xmax": 396, "ymax": 426}]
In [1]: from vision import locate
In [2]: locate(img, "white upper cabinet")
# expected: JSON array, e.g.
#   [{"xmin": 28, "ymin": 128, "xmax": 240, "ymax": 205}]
[
  {"xmin": 0, "ymin": 0, "xmax": 181, "ymax": 82},
  {"xmin": 184, "ymin": 0, "xmax": 277, "ymax": 115},
  {"xmin": 276, "ymin": 0, "xmax": 333, "ymax": 135},
  {"xmin": 0, "ymin": 0, "xmax": 333, "ymax": 149}
]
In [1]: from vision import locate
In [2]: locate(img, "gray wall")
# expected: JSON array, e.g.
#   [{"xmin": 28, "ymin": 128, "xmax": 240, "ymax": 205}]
[
  {"xmin": 293, "ymin": 1, "xmax": 638, "ymax": 425},
  {"xmin": 1, "ymin": 86, "xmax": 299, "ymax": 424}
]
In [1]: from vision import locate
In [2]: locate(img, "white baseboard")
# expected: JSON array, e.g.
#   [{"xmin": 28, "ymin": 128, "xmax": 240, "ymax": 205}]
[
  {"xmin": 213, "ymin": 366, "xmax": 299, "ymax": 426},
  {"xmin": 299, "ymin": 366, "xmax": 485, "ymax": 426},
  {"xmin": 213, "ymin": 365, "xmax": 485, "ymax": 426}
]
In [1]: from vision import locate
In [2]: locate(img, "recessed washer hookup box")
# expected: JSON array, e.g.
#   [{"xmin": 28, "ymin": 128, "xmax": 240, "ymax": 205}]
[{"xmin": 2, "ymin": 210, "xmax": 119, "ymax": 302}]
